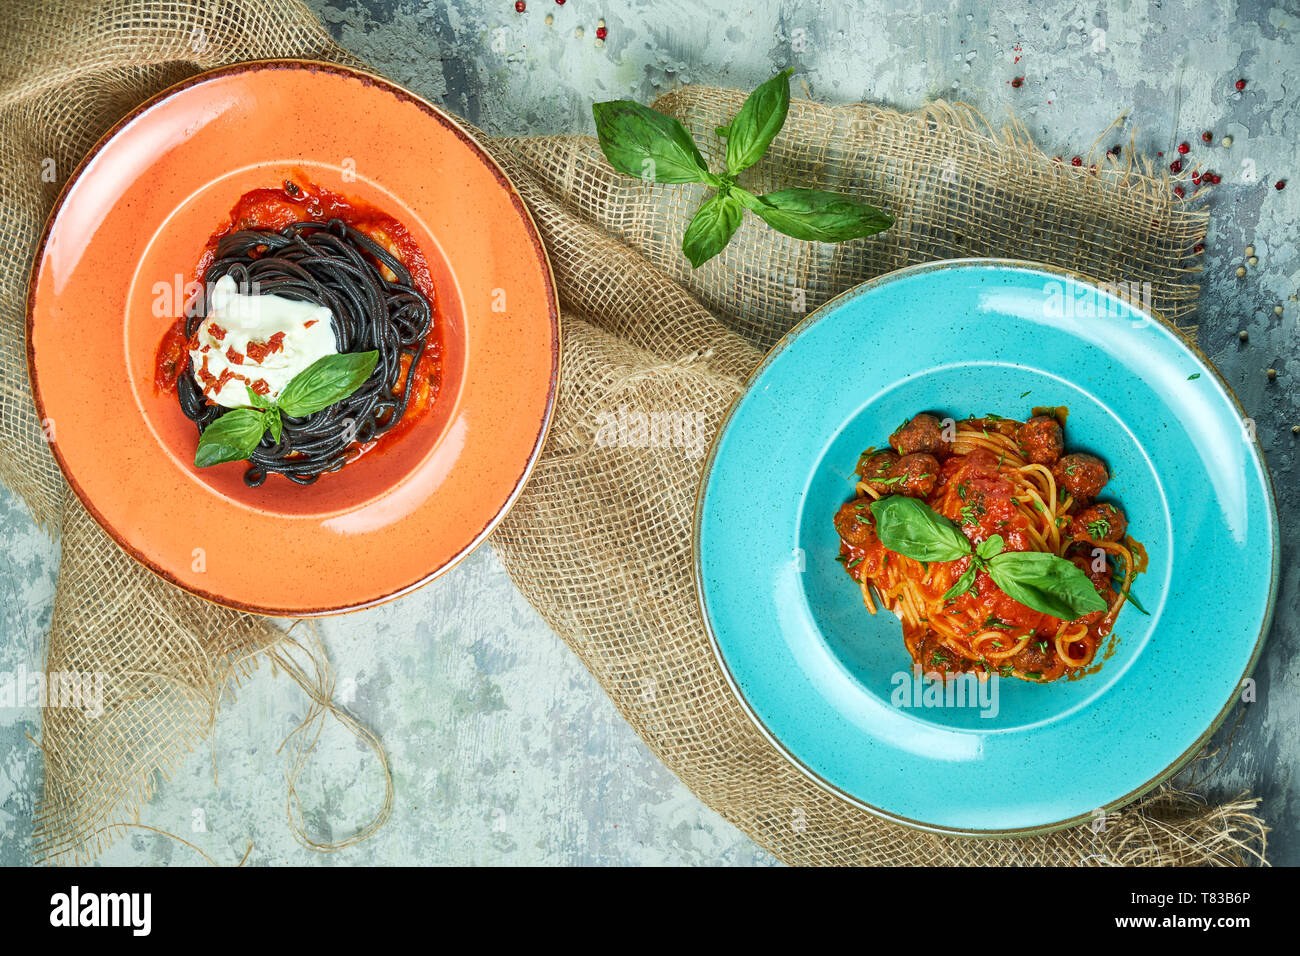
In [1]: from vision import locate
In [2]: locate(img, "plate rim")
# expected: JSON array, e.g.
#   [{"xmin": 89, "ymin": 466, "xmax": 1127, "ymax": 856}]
[
  {"xmin": 25, "ymin": 58, "xmax": 562, "ymax": 617},
  {"xmin": 692, "ymin": 256, "xmax": 1280, "ymax": 837}
]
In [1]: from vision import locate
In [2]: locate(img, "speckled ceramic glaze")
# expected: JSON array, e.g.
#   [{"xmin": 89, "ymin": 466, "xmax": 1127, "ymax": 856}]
[
  {"xmin": 27, "ymin": 61, "xmax": 559, "ymax": 616},
  {"xmin": 695, "ymin": 260, "xmax": 1278, "ymax": 835}
]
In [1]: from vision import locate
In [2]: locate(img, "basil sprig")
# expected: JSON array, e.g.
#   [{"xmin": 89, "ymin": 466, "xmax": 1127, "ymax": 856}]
[
  {"xmin": 868, "ymin": 495, "xmax": 1108, "ymax": 620},
  {"xmin": 592, "ymin": 69, "xmax": 893, "ymax": 267},
  {"xmin": 194, "ymin": 350, "xmax": 378, "ymax": 468}
]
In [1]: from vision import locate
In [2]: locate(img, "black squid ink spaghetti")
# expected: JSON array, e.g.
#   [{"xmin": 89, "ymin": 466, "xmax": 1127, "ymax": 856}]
[{"xmin": 153, "ymin": 178, "xmax": 444, "ymax": 487}]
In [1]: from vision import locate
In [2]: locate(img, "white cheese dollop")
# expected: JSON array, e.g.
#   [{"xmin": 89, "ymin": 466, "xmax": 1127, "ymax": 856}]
[{"xmin": 189, "ymin": 275, "xmax": 338, "ymax": 408}]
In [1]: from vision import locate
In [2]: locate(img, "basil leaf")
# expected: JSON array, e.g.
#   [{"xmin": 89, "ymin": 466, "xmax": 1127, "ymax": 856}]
[
  {"xmin": 265, "ymin": 409, "xmax": 283, "ymax": 445},
  {"xmin": 715, "ymin": 124, "xmax": 731, "ymax": 139},
  {"xmin": 942, "ymin": 565, "xmax": 978, "ymax": 602},
  {"xmin": 592, "ymin": 100, "xmax": 711, "ymax": 184},
  {"xmin": 245, "ymin": 384, "xmax": 277, "ymax": 412},
  {"xmin": 724, "ymin": 68, "xmax": 792, "ymax": 174},
  {"xmin": 869, "ymin": 495, "xmax": 972, "ymax": 563},
  {"xmin": 194, "ymin": 407, "xmax": 270, "ymax": 468},
  {"xmin": 976, "ymin": 534, "xmax": 1005, "ymax": 560},
  {"xmin": 682, "ymin": 192, "xmax": 744, "ymax": 267},
  {"xmin": 734, "ymin": 187, "xmax": 893, "ymax": 242},
  {"xmin": 277, "ymin": 351, "xmax": 379, "ymax": 418},
  {"xmin": 988, "ymin": 551, "xmax": 1109, "ymax": 620}
]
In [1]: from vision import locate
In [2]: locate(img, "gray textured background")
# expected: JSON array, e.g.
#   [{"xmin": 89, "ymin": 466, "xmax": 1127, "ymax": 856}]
[{"xmin": 1, "ymin": 0, "xmax": 1296, "ymax": 865}]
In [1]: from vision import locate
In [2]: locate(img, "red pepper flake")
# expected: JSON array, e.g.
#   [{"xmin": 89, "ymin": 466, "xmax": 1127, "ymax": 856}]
[
  {"xmin": 1235, "ymin": 78, "xmax": 1247, "ymax": 91},
  {"xmin": 1011, "ymin": 76, "xmax": 1024, "ymax": 88},
  {"xmin": 1277, "ymin": 180, "xmax": 1287, "ymax": 190},
  {"xmin": 225, "ymin": 346, "xmax": 244, "ymax": 365},
  {"xmin": 251, "ymin": 379, "xmax": 271, "ymax": 396},
  {"xmin": 197, "ymin": 355, "xmax": 216, "ymax": 388},
  {"xmin": 596, "ymin": 25, "xmax": 607, "ymax": 40},
  {"xmin": 1177, "ymin": 142, "xmax": 1190, "ymax": 154},
  {"xmin": 212, "ymin": 368, "xmax": 237, "ymax": 396},
  {"xmin": 207, "ymin": 322, "xmax": 227, "ymax": 342},
  {"xmin": 1071, "ymin": 156, "xmax": 1082, "ymax": 167},
  {"xmin": 1201, "ymin": 131, "xmax": 1213, "ymax": 144},
  {"xmin": 303, "ymin": 319, "xmax": 318, "ymax": 328}
]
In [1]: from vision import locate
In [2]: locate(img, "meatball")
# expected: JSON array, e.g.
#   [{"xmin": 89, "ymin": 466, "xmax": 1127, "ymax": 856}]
[
  {"xmin": 889, "ymin": 413, "xmax": 946, "ymax": 456},
  {"xmin": 1018, "ymin": 415, "xmax": 1064, "ymax": 465},
  {"xmin": 1052, "ymin": 453, "xmax": 1108, "ymax": 499},
  {"xmin": 1069, "ymin": 502, "xmax": 1127, "ymax": 543},
  {"xmin": 886, "ymin": 452, "xmax": 940, "ymax": 499},
  {"xmin": 912, "ymin": 634, "xmax": 976, "ymax": 676},
  {"xmin": 856, "ymin": 448, "xmax": 900, "ymax": 494},
  {"xmin": 1007, "ymin": 636, "xmax": 1061, "ymax": 680},
  {"xmin": 833, "ymin": 499, "xmax": 878, "ymax": 548}
]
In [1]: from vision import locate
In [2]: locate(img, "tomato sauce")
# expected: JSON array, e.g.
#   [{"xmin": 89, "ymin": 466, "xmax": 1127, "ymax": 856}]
[{"xmin": 152, "ymin": 172, "xmax": 444, "ymax": 462}]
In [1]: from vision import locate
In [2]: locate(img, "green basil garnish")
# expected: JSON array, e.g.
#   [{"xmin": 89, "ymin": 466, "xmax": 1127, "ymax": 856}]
[
  {"xmin": 277, "ymin": 351, "xmax": 378, "ymax": 418},
  {"xmin": 193, "ymin": 407, "xmax": 274, "ymax": 468},
  {"xmin": 868, "ymin": 494, "xmax": 1112, "ymax": 621},
  {"xmin": 988, "ymin": 551, "xmax": 1108, "ymax": 620},
  {"xmin": 942, "ymin": 565, "xmax": 977, "ymax": 602},
  {"xmin": 975, "ymin": 534, "xmax": 1005, "ymax": 560},
  {"xmin": 593, "ymin": 71, "xmax": 892, "ymax": 268},
  {"xmin": 869, "ymin": 495, "xmax": 972, "ymax": 562},
  {"xmin": 194, "ymin": 350, "xmax": 378, "ymax": 469}
]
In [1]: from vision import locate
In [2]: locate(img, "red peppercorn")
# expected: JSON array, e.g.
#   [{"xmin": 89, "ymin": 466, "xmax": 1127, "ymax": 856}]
[
  {"xmin": 1193, "ymin": 243, "xmax": 1205, "ymax": 254},
  {"xmin": 1170, "ymin": 159, "xmax": 1182, "ymax": 173},
  {"xmin": 1208, "ymin": 172, "xmax": 1222, "ymax": 184},
  {"xmin": 1192, "ymin": 172, "xmax": 1202, "ymax": 185},
  {"xmin": 1278, "ymin": 180, "xmax": 1287, "ymax": 190},
  {"xmin": 1202, "ymin": 131, "xmax": 1213, "ymax": 144},
  {"xmin": 1071, "ymin": 156, "xmax": 1082, "ymax": 167},
  {"xmin": 596, "ymin": 25, "xmax": 607, "ymax": 39},
  {"xmin": 1177, "ymin": 142, "xmax": 1190, "ymax": 155},
  {"xmin": 1173, "ymin": 186, "xmax": 1185, "ymax": 198},
  {"xmin": 515, "ymin": 0, "xmax": 525, "ymax": 10},
  {"xmin": 556, "ymin": 0, "xmax": 565, "ymax": 4},
  {"xmin": 1011, "ymin": 76, "xmax": 1024, "ymax": 88},
  {"xmin": 1235, "ymin": 78, "xmax": 1247, "ymax": 91}
]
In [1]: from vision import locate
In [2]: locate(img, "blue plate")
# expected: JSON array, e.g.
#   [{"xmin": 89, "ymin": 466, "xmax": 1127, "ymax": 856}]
[{"xmin": 694, "ymin": 259, "xmax": 1278, "ymax": 835}]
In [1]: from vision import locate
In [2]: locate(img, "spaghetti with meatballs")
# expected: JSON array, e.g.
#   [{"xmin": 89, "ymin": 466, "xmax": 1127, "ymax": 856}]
[{"xmin": 833, "ymin": 410, "xmax": 1146, "ymax": 683}]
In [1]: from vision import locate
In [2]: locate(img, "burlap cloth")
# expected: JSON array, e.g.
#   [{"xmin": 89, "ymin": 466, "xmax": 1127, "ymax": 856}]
[{"xmin": 0, "ymin": 0, "xmax": 1267, "ymax": 865}]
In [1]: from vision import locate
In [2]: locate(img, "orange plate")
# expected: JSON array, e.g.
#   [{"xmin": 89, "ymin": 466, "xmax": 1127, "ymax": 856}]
[{"xmin": 27, "ymin": 61, "xmax": 559, "ymax": 616}]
